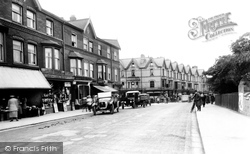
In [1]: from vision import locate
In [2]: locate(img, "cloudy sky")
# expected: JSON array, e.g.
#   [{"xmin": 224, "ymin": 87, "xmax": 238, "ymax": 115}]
[{"xmin": 39, "ymin": 0, "xmax": 249, "ymax": 71}]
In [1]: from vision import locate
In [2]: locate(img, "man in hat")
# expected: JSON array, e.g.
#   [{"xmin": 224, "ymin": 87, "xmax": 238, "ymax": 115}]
[
  {"xmin": 190, "ymin": 90, "xmax": 201, "ymax": 113},
  {"xmin": 7, "ymin": 95, "xmax": 19, "ymax": 121}
]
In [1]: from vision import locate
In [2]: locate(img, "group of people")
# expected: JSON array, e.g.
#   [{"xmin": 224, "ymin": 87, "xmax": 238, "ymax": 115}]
[{"xmin": 190, "ymin": 91, "xmax": 215, "ymax": 113}]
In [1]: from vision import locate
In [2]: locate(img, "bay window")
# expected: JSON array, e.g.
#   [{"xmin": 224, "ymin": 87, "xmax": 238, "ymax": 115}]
[
  {"xmin": 84, "ymin": 62, "xmax": 89, "ymax": 77},
  {"xmin": 54, "ymin": 49, "xmax": 60, "ymax": 70},
  {"xmin": 70, "ymin": 59, "xmax": 82, "ymax": 76},
  {"xmin": 45, "ymin": 48, "xmax": 52, "ymax": 69},
  {"xmin": 90, "ymin": 64, "xmax": 94, "ymax": 78}
]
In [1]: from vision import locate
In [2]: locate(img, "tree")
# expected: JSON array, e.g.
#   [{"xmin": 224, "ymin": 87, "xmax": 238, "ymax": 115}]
[{"xmin": 204, "ymin": 32, "xmax": 250, "ymax": 94}]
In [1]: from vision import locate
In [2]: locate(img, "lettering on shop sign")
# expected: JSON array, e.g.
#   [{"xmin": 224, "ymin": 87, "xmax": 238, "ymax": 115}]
[{"xmin": 188, "ymin": 12, "xmax": 237, "ymax": 41}]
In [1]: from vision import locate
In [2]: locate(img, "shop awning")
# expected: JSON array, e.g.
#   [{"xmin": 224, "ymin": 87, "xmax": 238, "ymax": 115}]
[
  {"xmin": 93, "ymin": 85, "xmax": 117, "ymax": 92},
  {"xmin": 0, "ymin": 66, "xmax": 51, "ymax": 89}
]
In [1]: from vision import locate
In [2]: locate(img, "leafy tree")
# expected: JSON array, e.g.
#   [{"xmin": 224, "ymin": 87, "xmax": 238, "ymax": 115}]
[{"xmin": 204, "ymin": 32, "xmax": 250, "ymax": 94}]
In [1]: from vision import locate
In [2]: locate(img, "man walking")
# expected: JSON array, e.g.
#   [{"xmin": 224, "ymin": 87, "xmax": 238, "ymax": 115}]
[{"xmin": 190, "ymin": 91, "xmax": 201, "ymax": 113}]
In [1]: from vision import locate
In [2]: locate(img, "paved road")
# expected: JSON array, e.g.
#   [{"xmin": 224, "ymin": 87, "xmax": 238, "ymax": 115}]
[{"xmin": 0, "ymin": 103, "xmax": 200, "ymax": 154}]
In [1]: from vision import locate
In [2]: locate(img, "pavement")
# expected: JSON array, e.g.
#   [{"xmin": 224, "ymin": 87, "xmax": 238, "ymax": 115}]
[
  {"xmin": 0, "ymin": 109, "xmax": 91, "ymax": 132},
  {"xmin": 1, "ymin": 103, "xmax": 250, "ymax": 154},
  {"xmin": 196, "ymin": 103, "xmax": 250, "ymax": 154}
]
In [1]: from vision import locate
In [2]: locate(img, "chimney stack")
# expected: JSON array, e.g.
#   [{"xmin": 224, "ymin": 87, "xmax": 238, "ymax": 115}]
[{"xmin": 70, "ymin": 15, "xmax": 76, "ymax": 21}]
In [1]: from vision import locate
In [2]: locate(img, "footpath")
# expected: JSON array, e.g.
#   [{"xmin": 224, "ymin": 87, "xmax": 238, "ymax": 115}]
[
  {"xmin": 196, "ymin": 104, "xmax": 250, "ymax": 154},
  {"xmin": 0, "ymin": 109, "xmax": 90, "ymax": 132}
]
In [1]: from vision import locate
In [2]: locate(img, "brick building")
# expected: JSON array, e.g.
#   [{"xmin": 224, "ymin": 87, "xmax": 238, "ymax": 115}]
[
  {"xmin": 0, "ymin": 0, "xmax": 120, "ymax": 117},
  {"xmin": 120, "ymin": 55, "xmax": 208, "ymax": 102}
]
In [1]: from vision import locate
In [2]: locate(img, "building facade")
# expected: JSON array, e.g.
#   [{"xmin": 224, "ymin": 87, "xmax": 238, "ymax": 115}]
[
  {"xmin": 0, "ymin": 0, "xmax": 120, "ymax": 117},
  {"xmin": 120, "ymin": 55, "xmax": 209, "ymax": 102}
]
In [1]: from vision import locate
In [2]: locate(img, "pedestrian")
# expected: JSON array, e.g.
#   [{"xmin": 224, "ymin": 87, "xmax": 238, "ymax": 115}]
[
  {"xmin": 7, "ymin": 95, "xmax": 19, "ymax": 122},
  {"xmin": 86, "ymin": 95, "xmax": 92, "ymax": 112},
  {"xmin": 201, "ymin": 93, "xmax": 206, "ymax": 107},
  {"xmin": 211, "ymin": 94, "xmax": 215, "ymax": 104},
  {"xmin": 190, "ymin": 91, "xmax": 201, "ymax": 113},
  {"xmin": 17, "ymin": 96, "xmax": 23, "ymax": 119}
]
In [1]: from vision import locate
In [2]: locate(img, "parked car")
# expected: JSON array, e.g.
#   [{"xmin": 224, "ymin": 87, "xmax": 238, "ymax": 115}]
[
  {"xmin": 139, "ymin": 93, "xmax": 151, "ymax": 107},
  {"xmin": 92, "ymin": 92, "xmax": 119, "ymax": 115}
]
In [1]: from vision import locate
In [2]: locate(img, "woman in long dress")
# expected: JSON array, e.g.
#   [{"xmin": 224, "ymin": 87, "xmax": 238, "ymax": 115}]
[{"xmin": 7, "ymin": 95, "xmax": 19, "ymax": 122}]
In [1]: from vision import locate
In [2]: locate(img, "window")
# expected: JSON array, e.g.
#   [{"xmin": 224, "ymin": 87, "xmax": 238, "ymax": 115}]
[
  {"xmin": 150, "ymin": 81, "xmax": 155, "ymax": 88},
  {"xmin": 89, "ymin": 42, "xmax": 93, "ymax": 52},
  {"xmin": 77, "ymin": 59, "xmax": 82, "ymax": 76},
  {"xmin": 27, "ymin": 10, "xmax": 35, "ymax": 29},
  {"xmin": 103, "ymin": 65, "xmax": 106, "ymax": 80},
  {"xmin": 0, "ymin": 33, "xmax": 4, "ymax": 62},
  {"xmin": 84, "ymin": 62, "xmax": 89, "ymax": 77},
  {"xmin": 13, "ymin": 40, "xmax": 23, "ymax": 63},
  {"xmin": 98, "ymin": 45, "xmax": 102, "ymax": 55},
  {"xmin": 150, "ymin": 69, "xmax": 154, "ymax": 76},
  {"xmin": 28, "ymin": 44, "xmax": 37, "ymax": 65},
  {"xmin": 121, "ymin": 70, "xmax": 124, "ymax": 77},
  {"xmin": 70, "ymin": 59, "xmax": 82, "ymax": 76},
  {"xmin": 98, "ymin": 65, "xmax": 102, "ymax": 79},
  {"xmin": 108, "ymin": 67, "xmax": 111, "ymax": 80},
  {"xmin": 71, "ymin": 34, "xmax": 77, "ymax": 47},
  {"xmin": 132, "ymin": 70, "xmax": 135, "ymax": 77},
  {"xmin": 12, "ymin": 3, "xmax": 22, "ymax": 24},
  {"xmin": 162, "ymin": 69, "xmax": 165, "ymax": 76},
  {"xmin": 90, "ymin": 64, "xmax": 94, "ymax": 78},
  {"xmin": 54, "ymin": 49, "xmax": 60, "ymax": 70},
  {"xmin": 114, "ymin": 51, "xmax": 117, "ymax": 60},
  {"xmin": 70, "ymin": 59, "xmax": 77, "ymax": 75},
  {"xmin": 45, "ymin": 48, "xmax": 52, "ymax": 69},
  {"xmin": 115, "ymin": 69, "xmax": 118, "ymax": 81},
  {"xmin": 107, "ymin": 46, "xmax": 110, "ymax": 58},
  {"xmin": 83, "ymin": 38, "xmax": 88, "ymax": 50},
  {"xmin": 46, "ymin": 20, "xmax": 53, "ymax": 36}
]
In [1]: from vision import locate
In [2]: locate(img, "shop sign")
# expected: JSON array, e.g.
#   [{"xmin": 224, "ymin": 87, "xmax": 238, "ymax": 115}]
[{"xmin": 65, "ymin": 82, "xmax": 71, "ymax": 87}]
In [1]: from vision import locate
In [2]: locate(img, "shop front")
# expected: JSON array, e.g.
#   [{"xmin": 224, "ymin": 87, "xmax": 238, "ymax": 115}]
[
  {"xmin": 0, "ymin": 66, "xmax": 51, "ymax": 121},
  {"xmin": 41, "ymin": 69, "xmax": 74, "ymax": 114}
]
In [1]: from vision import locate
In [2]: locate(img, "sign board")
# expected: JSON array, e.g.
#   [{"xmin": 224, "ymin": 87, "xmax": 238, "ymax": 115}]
[
  {"xmin": 181, "ymin": 95, "xmax": 189, "ymax": 102},
  {"xmin": 98, "ymin": 91, "xmax": 112, "ymax": 98},
  {"xmin": 64, "ymin": 82, "xmax": 71, "ymax": 87}
]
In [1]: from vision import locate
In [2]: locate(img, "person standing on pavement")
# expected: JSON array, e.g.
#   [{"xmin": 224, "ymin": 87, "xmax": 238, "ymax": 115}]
[
  {"xmin": 201, "ymin": 93, "xmax": 206, "ymax": 107},
  {"xmin": 7, "ymin": 95, "xmax": 19, "ymax": 122},
  {"xmin": 190, "ymin": 91, "xmax": 201, "ymax": 113}
]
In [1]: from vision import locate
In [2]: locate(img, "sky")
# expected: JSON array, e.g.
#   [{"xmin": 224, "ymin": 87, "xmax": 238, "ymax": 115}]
[{"xmin": 38, "ymin": 0, "xmax": 250, "ymax": 71}]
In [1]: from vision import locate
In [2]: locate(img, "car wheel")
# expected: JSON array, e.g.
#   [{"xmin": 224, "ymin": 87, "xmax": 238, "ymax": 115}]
[
  {"xmin": 92, "ymin": 106, "xmax": 96, "ymax": 115},
  {"xmin": 110, "ymin": 104, "xmax": 114, "ymax": 114},
  {"xmin": 143, "ymin": 102, "xmax": 146, "ymax": 108},
  {"xmin": 122, "ymin": 103, "xmax": 125, "ymax": 109}
]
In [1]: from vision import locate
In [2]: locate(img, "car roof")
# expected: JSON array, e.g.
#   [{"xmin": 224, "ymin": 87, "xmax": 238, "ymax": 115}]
[{"xmin": 126, "ymin": 91, "xmax": 140, "ymax": 94}]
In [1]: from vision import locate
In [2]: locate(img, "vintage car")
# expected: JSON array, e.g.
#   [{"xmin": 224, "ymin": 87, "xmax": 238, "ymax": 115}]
[
  {"xmin": 122, "ymin": 90, "xmax": 146, "ymax": 109},
  {"xmin": 139, "ymin": 93, "xmax": 151, "ymax": 106},
  {"xmin": 92, "ymin": 92, "xmax": 119, "ymax": 115}
]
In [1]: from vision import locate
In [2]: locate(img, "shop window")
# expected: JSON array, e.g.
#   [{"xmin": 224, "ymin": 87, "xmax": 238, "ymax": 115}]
[
  {"xmin": 0, "ymin": 32, "xmax": 4, "ymax": 62},
  {"xmin": 46, "ymin": 19, "xmax": 53, "ymax": 36},
  {"xmin": 13, "ymin": 40, "xmax": 23, "ymax": 63},
  {"xmin": 27, "ymin": 10, "xmax": 36, "ymax": 29},
  {"xmin": 12, "ymin": 3, "xmax": 22, "ymax": 24},
  {"xmin": 71, "ymin": 33, "xmax": 77, "ymax": 47},
  {"xmin": 28, "ymin": 44, "xmax": 37, "ymax": 65}
]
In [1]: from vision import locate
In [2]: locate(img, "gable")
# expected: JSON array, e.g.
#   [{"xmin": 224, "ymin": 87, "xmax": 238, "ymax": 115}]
[{"xmin": 85, "ymin": 24, "xmax": 95, "ymax": 39}]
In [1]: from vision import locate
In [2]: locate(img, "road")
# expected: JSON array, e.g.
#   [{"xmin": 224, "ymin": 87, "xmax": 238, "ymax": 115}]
[{"xmin": 0, "ymin": 103, "xmax": 201, "ymax": 154}]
